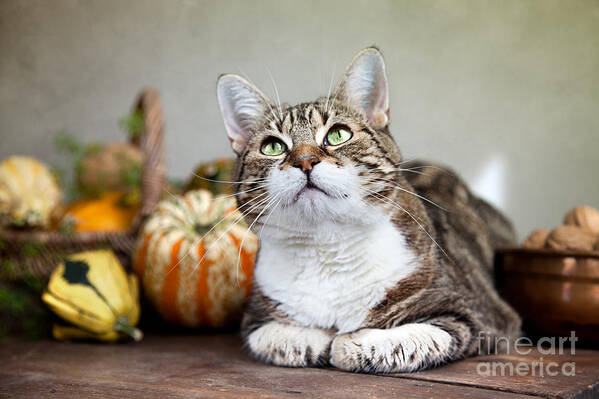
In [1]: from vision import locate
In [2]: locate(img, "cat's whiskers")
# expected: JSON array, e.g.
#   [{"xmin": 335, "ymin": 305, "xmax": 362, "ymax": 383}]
[
  {"xmin": 256, "ymin": 194, "xmax": 284, "ymax": 239},
  {"xmin": 398, "ymin": 158, "xmax": 418, "ymax": 165},
  {"xmin": 324, "ymin": 58, "xmax": 337, "ymax": 114},
  {"xmin": 262, "ymin": 113, "xmax": 279, "ymax": 128},
  {"xmin": 362, "ymin": 165, "xmax": 445, "ymax": 177},
  {"xmin": 236, "ymin": 68, "xmax": 281, "ymax": 125},
  {"xmin": 216, "ymin": 184, "xmax": 268, "ymax": 200},
  {"xmin": 266, "ymin": 68, "xmax": 283, "ymax": 120},
  {"xmin": 361, "ymin": 186, "xmax": 449, "ymax": 259},
  {"xmin": 256, "ymin": 98, "xmax": 280, "ymax": 127},
  {"xmin": 397, "ymin": 162, "xmax": 453, "ymax": 175},
  {"xmin": 190, "ymin": 175, "xmax": 267, "ymax": 185},
  {"xmin": 361, "ymin": 186, "xmax": 427, "ymax": 225},
  {"xmin": 192, "ymin": 175, "xmax": 268, "ymax": 194},
  {"xmin": 235, "ymin": 191, "xmax": 282, "ymax": 285},
  {"xmin": 366, "ymin": 158, "xmax": 446, "ymax": 173},
  {"xmin": 164, "ymin": 190, "xmax": 270, "ymax": 276},
  {"xmin": 361, "ymin": 176, "xmax": 447, "ymax": 212},
  {"xmin": 164, "ymin": 187, "xmax": 182, "ymax": 202},
  {"xmin": 364, "ymin": 167, "xmax": 430, "ymax": 177},
  {"xmin": 186, "ymin": 190, "xmax": 276, "ymax": 275}
]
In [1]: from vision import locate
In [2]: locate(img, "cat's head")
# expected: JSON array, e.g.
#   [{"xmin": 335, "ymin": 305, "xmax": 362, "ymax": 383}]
[{"xmin": 216, "ymin": 48, "xmax": 414, "ymax": 231}]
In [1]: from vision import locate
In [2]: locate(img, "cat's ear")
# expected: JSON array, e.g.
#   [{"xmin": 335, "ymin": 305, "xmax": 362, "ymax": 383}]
[
  {"xmin": 217, "ymin": 74, "xmax": 273, "ymax": 154},
  {"xmin": 334, "ymin": 47, "xmax": 390, "ymax": 129}
]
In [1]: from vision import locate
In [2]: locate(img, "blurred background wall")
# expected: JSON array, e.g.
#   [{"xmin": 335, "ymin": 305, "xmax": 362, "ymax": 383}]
[{"xmin": 1, "ymin": 0, "xmax": 598, "ymax": 239}]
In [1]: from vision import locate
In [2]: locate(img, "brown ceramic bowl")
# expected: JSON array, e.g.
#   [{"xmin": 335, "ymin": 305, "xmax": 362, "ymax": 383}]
[{"xmin": 496, "ymin": 247, "xmax": 599, "ymax": 345}]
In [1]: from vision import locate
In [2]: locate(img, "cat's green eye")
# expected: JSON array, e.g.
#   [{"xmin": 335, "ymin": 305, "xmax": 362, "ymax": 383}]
[
  {"xmin": 260, "ymin": 138, "xmax": 287, "ymax": 156},
  {"xmin": 325, "ymin": 128, "xmax": 352, "ymax": 146}
]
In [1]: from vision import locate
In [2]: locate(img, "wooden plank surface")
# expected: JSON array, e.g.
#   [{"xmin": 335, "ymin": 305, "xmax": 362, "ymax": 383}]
[
  {"xmin": 0, "ymin": 333, "xmax": 596, "ymax": 399},
  {"xmin": 392, "ymin": 349, "xmax": 599, "ymax": 399}
]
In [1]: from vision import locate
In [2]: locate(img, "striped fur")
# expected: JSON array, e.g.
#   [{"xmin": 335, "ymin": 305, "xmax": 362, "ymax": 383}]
[{"xmin": 217, "ymin": 47, "xmax": 521, "ymax": 373}]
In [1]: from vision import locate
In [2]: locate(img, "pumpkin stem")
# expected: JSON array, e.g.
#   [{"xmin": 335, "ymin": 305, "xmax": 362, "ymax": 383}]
[
  {"xmin": 114, "ymin": 316, "xmax": 143, "ymax": 341},
  {"xmin": 193, "ymin": 222, "xmax": 212, "ymax": 236}
]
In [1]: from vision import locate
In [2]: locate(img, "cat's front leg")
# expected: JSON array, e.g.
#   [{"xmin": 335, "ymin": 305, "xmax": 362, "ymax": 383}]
[
  {"xmin": 331, "ymin": 321, "xmax": 468, "ymax": 373},
  {"xmin": 246, "ymin": 321, "xmax": 334, "ymax": 367}
]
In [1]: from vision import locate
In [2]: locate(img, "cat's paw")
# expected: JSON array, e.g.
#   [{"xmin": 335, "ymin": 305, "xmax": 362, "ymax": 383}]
[
  {"xmin": 246, "ymin": 321, "xmax": 333, "ymax": 367},
  {"xmin": 330, "ymin": 324, "xmax": 453, "ymax": 373}
]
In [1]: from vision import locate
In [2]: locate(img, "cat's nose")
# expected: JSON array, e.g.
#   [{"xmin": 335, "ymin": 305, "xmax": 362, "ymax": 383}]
[{"xmin": 292, "ymin": 154, "xmax": 320, "ymax": 172}]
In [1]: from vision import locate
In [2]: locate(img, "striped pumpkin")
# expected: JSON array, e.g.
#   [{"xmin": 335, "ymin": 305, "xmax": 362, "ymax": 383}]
[{"xmin": 133, "ymin": 189, "xmax": 258, "ymax": 328}]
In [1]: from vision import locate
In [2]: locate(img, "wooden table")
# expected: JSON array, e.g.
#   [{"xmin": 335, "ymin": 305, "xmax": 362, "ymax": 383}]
[{"xmin": 1, "ymin": 333, "xmax": 598, "ymax": 398}]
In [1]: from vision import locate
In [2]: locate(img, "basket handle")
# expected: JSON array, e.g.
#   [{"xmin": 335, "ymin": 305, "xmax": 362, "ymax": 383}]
[{"xmin": 129, "ymin": 89, "xmax": 166, "ymax": 233}]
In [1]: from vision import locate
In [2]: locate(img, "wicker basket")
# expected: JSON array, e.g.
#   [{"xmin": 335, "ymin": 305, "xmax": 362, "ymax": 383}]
[{"xmin": 0, "ymin": 89, "xmax": 166, "ymax": 279}]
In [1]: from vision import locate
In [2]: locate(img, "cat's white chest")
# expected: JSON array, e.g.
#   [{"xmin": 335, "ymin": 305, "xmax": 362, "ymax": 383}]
[{"xmin": 255, "ymin": 219, "xmax": 418, "ymax": 334}]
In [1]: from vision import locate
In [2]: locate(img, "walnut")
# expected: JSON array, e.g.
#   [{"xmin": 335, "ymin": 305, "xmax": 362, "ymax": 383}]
[
  {"xmin": 546, "ymin": 225, "xmax": 597, "ymax": 251},
  {"xmin": 523, "ymin": 229, "xmax": 549, "ymax": 249},
  {"xmin": 564, "ymin": 205, "xmax": 599, "ymax": 235}
]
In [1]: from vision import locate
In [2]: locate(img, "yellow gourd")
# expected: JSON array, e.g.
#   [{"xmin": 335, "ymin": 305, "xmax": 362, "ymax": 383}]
[
  {"xmin": 42, "ymin": 249, "xmax": 142, "ymax": 342},
  {"xmin": 0, "ymin": 156, "xmax": 62, "ymax": 228},
  {"xmin": 133, "ymin": 189, "xmax": 258, "ymax": 328}
]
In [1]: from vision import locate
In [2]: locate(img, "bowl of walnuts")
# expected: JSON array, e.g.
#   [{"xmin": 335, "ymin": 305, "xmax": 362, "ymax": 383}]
[{"xmin": 496, "ymin": 205, "xmax": 599, "ymax": 345}]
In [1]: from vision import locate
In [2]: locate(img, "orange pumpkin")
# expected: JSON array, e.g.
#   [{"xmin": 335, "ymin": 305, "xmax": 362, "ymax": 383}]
[
  {"xmin": 133, "ymin": 189, "xmax": 258, "ymax": 328},
  {"xmin": 62, "ymin": 191, "xmax": 139, "ymax": 232}
]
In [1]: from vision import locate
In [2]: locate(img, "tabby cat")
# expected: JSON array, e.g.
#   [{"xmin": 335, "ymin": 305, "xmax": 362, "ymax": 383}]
[{"xmin": 216, "ymin": 47, "xmax": 521, "ymax": 373}]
